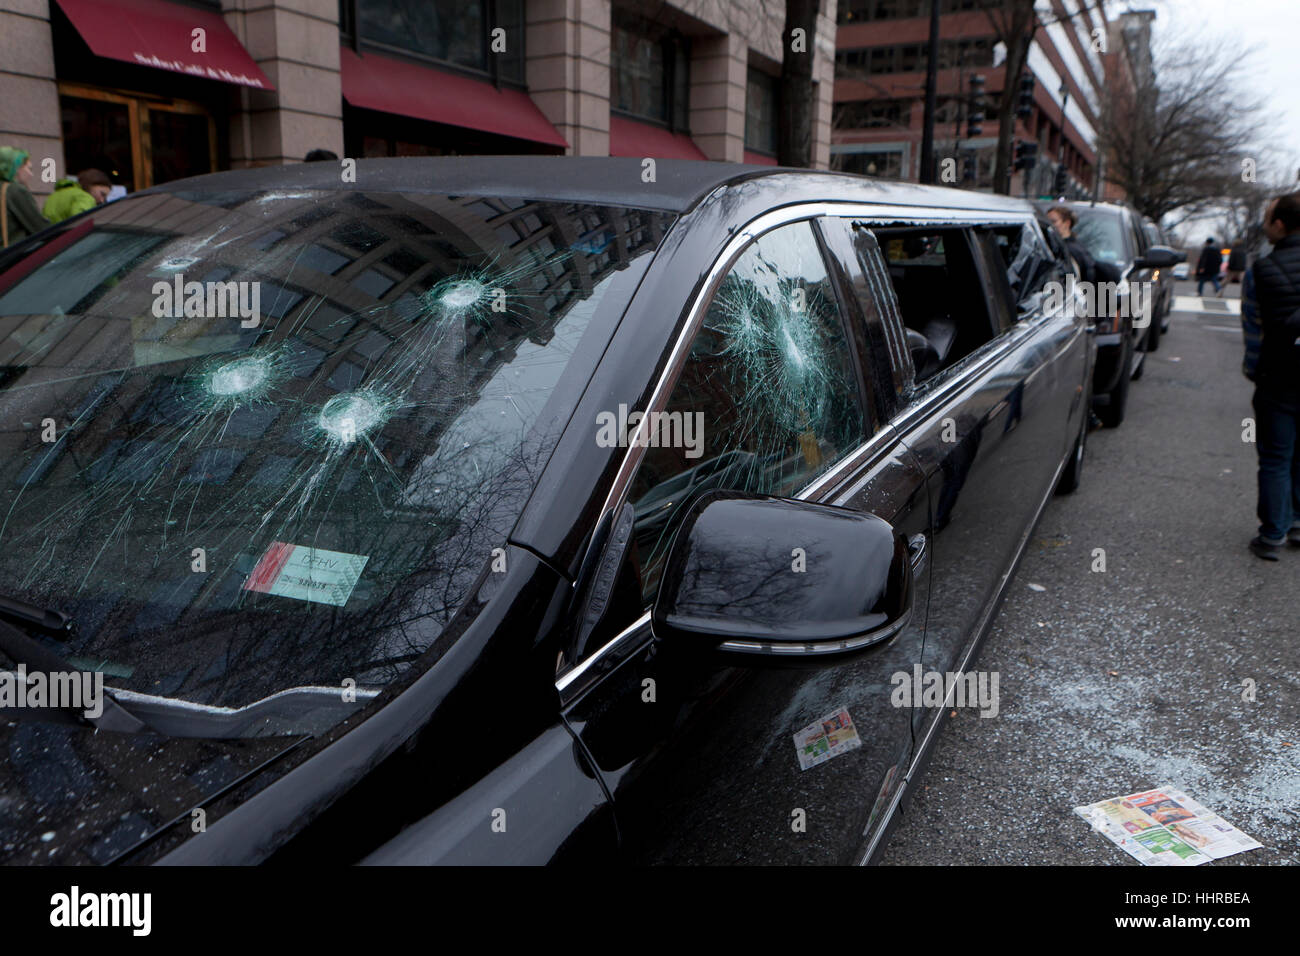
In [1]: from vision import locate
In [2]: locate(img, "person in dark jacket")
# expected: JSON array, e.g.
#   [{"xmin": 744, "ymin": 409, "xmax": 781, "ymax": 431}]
[
  {"xmin": 1046, "ymin": 205, "xmax": 1096, "ymax": 283},
  {"xmin": 0, "ymin": 146, "xmax": 49, "ymax": 248},
  {"xmin": 1225, "ymin": 243, "xmax": 1247, "ymax": 285},
  {"xmin": 1195, "ymin": 238, "xmax": 1223, "ymax": 296},
  {"xmin": 1246, "ymin": 191, "xmax": 1300, "ymax": 560}
]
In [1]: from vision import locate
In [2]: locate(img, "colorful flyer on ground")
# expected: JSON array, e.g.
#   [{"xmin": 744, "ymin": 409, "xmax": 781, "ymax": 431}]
[
  {"xmin": 1074, "ymin": 785, "xmax": 1261, "ymax": 866},
  {"xmin": 793, "ymin": 706, "xmax": 862, "ymax": 771},
  {"xmin": 242, "ymin": 541, "xmax": 368, "ymax": 607}
]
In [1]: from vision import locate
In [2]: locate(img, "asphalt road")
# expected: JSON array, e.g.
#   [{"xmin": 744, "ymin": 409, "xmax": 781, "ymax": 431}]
[{"xmin": 880, "ymin": 279, "xmax": 1300, "ymax": 865}]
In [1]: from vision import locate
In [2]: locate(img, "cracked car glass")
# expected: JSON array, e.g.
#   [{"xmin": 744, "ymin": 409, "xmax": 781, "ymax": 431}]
[
  {"xmin": 628, "ymin": 220, "xmax": 869, "ymax": 602},
  {"xmin": 0, "ymin": 189, "xmax": 673, "ymax": 727}
]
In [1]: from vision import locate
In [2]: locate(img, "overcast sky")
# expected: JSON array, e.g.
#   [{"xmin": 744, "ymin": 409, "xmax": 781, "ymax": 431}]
[{"xmin": 1141, "ymin": 0, "xmax": 1300, "ymax": 179}]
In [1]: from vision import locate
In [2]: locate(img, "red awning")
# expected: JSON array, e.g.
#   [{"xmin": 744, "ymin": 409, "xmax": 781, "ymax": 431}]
[
  {"xmin": 340, "ymin": 46, "xmax": 567, "ymax": 149},
  {"xmin": 609, "ymin": 116, "xmax": 706, "ymax": 161},
  {"xmin": 55, "ymin": 0, "xmax": 272, "ymax": 90},
  {"xmin": 743, "ymin": 151, "xmax": 778, "ymax": 166}
]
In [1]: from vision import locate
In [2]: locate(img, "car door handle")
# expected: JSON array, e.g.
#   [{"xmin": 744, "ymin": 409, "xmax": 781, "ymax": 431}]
[{"xmin": 907, "ymin": 532, "xmax": 928, "ymax": 571}]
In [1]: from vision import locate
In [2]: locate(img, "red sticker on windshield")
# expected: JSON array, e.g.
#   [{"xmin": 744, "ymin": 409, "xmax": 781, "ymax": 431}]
[{"xmin": 243, "ymin": 542, "xmax": 368, "ymax": 607}]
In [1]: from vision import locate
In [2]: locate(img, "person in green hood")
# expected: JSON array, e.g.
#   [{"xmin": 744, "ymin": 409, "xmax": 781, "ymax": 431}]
[
  {"xmin": 1, "ymin": 146, "xmax": 50, "ymax": 247},
  {"xmin": 43, "ymin": 168, "xmax": 112, "ymax": 223}
]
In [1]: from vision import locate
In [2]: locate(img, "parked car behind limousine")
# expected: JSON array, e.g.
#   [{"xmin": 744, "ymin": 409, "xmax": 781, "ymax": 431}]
[
  {"xmin": 1037, "ymin": 200, "xmax": 1183, "ymax": 427},
  {"xmin": 0, "ymin": 158, "xmax": 1092, "ymax": 865}
]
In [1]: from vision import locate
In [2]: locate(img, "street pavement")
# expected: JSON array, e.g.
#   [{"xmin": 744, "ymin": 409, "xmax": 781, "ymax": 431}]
[{"xmin": 880, "ymin": 279, "xmax": 1300, "ymax": 865}]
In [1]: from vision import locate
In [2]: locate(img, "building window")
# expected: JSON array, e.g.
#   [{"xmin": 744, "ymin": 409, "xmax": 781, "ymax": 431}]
[
  {"xmin": 342, "ymin": 0, "xmax": 524, "ymax": 83},
  {"xmin": 837, "ymin": 37, "xmax": 995, "ymax": 77},
  {"xmin": 745, "ymin": 68, "xmax": 779, "ymax": 155},
  {"xmin": 611, "ymin": 7, "xmax": 691, "ymax": 129},
  {"xmin": 833, "ymin": 100, "xmax": 910, "ymax": 130},
  {"xmin": 833, "ymin": 150, "xmax": 904, "ymax": 178},
  {"xmin": 840, "ymin": 0, "xmax": 981, "ymax": 23}
]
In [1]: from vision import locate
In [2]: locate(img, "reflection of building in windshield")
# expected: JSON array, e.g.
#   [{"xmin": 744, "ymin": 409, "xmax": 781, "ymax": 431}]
[{"xmin": 0, "ymin": 190, "xmax": 672, "ymax": 711}]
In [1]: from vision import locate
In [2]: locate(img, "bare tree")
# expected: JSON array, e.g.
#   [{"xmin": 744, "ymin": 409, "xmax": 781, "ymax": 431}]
[
  {"xmin": 1097, "ymin": 33, "xmax": 1269, "ymax": 223},
  {"xmin": 974, "ymin": 0, "xmax": 1111, "ymax": 195},
  {"xmin": 975, "ymin": 0, "xmax": 1037, "ymax": 195}
]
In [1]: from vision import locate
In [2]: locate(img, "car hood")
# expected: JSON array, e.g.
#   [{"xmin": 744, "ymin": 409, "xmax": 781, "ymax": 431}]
[{"xmin": 0, "ymin": 718, "xmax": 301, "ymax": 864}]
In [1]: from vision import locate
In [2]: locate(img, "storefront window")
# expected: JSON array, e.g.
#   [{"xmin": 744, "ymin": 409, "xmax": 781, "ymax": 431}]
[
  {"xmin": 60, "ymin": 93, "xmax": 135, "ymax": 192},
  {"xmin": 149, "ymin": 109, "xmax": 214, "ymax": 188}
]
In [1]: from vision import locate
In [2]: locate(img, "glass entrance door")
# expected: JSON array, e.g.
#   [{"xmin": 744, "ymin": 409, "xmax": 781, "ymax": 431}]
[{"xmin": 59, "ymin": 84, "xmax": 217, "ymax": 194}]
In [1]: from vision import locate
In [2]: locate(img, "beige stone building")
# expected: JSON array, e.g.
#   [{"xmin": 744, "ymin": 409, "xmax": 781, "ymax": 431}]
[{"xmin": 1, "ymin": 0, "xmax": 835, "ymax": 202}]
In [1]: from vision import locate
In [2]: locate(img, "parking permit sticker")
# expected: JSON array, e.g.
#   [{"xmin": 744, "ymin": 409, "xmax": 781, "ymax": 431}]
[
  {"xmin": 243, "ymin": 542, "xmax": 368, "ymax": 607},
  {"xmin": 793, "ymin": 706, "xmax": 862, "ymax": 771}
]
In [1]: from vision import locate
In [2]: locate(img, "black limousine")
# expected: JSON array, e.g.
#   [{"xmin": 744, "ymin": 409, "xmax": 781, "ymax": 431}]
[{"xmin": 0, "ymin": 157, "xmax": 1092, "ymax": 865}]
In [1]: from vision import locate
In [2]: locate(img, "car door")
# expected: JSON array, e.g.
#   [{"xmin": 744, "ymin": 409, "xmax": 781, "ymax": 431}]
[
  {"xmin": 557, "ymin": 217, "xmax": 930, "ymax": 865},
  {"xmin": 849, "ymin": 221, "xmax": 1073, "ymax": 742},
  {"xmin": 974, "ymin": 219, "xmax": 1087, "ymax": 463}
]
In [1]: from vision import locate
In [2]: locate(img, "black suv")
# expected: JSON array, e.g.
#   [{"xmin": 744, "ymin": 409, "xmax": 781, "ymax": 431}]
[{"xmin": 1038, "ymin": 200, "xmax": 1183, "ymax": 427}]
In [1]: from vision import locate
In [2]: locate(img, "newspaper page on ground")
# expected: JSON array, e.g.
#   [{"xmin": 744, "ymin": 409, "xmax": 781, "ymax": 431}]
[{"xmin": 1074, "ymin": 786, "xmax": 1263, "ymax": 865}]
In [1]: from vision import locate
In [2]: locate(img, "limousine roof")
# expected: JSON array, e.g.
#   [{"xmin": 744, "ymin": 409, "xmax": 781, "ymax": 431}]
[{"xmin": 145, "ymin": 156, "xmax": 1038, "ymax": 217}]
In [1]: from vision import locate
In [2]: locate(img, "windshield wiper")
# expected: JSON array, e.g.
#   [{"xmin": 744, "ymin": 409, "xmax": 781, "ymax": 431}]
[
  {"xmin": 0, "ymin": 611, "xmax": 147, "ymax": 734},
  {"xmin": 0, "ymin": 593, "xmax": 372, "ymax": 739},
  {"xmin": 0, "ymin": 593, "xmax": 73, "ymax": 633}
]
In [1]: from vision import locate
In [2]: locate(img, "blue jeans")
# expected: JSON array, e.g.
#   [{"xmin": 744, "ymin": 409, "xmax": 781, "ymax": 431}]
[
  {"xmin": 1253, "ymin": 389, "xmax": 1300, "ymax": 543},
  {"xmin": 1197, "ymin": 276, "xmax": 1222, "ymax": 295}
]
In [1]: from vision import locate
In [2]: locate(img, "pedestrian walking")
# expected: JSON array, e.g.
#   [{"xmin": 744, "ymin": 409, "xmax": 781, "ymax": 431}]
[
  {"xmin": 1242, "ymin": 191, "xmax": 1300, "ymax": 560},
  {"xmin": 1196, "ymin": 237, "xmax": 1223, "ymax": 296},
  {"xmin": 0, "ymin": 146, "xmax": 49, "ymax": 248},
  {"xmin": 42, "ymin": 168, "xmax": 111, "ymax": 224},
  {"xmin": 1225, "ymin": 243, "xmax": 1247, "ymax": 286}
]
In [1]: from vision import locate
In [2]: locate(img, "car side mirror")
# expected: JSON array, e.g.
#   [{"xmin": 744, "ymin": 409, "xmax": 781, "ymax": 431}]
[
  {"xmin": 1135, "ymin": 245, "xmax": 1185, "ymax": 269},
  {"xmin": 651, "ymin": 492, "xmax": 913, "ymax": 659}
]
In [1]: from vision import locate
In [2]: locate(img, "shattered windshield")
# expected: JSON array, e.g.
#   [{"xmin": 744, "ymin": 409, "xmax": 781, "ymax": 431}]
[{"xmin": 0, "ymin": 188, "xmax": 672, "ymax": 727}]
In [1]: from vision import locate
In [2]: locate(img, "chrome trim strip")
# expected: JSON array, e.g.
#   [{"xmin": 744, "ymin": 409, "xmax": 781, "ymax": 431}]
[
  {"xmin": 885, "ymin": 322, "xmax": 1039, "ymax": 437},
  {"xmin": 797, "ymin": 425, "xmax": 902, "ymax": 503},
  {"xmin": 717, "ymin": 606, "xmax": 912, "ymax": 656},
  {"xmin": 556, "ymin": 609, "xmax": 651, "ymax": 697}
]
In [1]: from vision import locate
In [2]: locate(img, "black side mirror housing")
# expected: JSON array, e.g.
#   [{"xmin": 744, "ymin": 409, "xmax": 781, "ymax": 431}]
[
  {"xmin": 1135, "ymin": 245, "xmax": 1185, "ymax": 269},
  {"xmin": 651, "ymin": 492, "xmax": 913, "ymax": 659}
]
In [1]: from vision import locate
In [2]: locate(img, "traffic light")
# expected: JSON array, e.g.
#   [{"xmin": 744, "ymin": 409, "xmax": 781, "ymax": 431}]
[
  {"xmin": 1053, "ymin": 166, "xmax": 1068, "ymax": 195},
  {"xmin": 1014, "ymin": 139, "xmax": 1038, "ymax": 171},
  {"xmin": 967, "ymin": 74, "xmax": 986, "ymax": 139},
  {"xmin": 962, "ymin": 151, "xmax": 977, "ymax": 183},
  {"xmin": 1017, "ymin": 72, "xmax": 1035, "ymax": 118}
]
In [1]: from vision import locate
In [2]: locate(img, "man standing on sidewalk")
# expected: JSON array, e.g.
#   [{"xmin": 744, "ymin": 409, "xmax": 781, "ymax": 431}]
[{"xmin": 1244, "ymin": 192, "xmax": 1300, "ymax": 560}]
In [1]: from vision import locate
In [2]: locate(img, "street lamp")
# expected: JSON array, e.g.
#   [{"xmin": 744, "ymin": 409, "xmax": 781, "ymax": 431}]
[{"xmin": 1056, "ymin": 80, "xmax": 1069, "ymax": 196}]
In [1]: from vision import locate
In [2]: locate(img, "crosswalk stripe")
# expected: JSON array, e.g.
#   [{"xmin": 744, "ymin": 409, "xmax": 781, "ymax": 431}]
[{"xmin": 1171, "ymin": 295, "xmax": 1241, "ymax": 315}]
